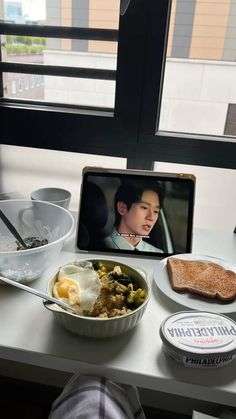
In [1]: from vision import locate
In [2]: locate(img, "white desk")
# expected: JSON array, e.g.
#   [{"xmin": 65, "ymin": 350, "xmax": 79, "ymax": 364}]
[{"xmin": 0, "ymin": 228, "xmax": 236, "ymax": 408}]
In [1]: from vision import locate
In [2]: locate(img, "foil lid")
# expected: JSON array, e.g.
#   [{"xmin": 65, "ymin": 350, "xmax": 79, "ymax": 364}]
[{"xmin": 160, "ymin": 311, "xmax": 236, "ymax": 356}]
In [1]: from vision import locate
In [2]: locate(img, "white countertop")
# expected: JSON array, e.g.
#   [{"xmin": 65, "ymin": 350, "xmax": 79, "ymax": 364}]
[{"xmin": 1, "ymin": 227, "xmax": 236, "ymax": 407}]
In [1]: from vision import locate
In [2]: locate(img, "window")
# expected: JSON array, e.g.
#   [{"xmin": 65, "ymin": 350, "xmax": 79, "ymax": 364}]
[
  {"xmin": 11, "ymin": 79, "xmax": 16, "ymax": 94},
  {"xmin": 0, "ymin": 0, "xmax": 235, "ymax": 172},
  {"xmin": 159, "ymin": 0, "xmax": 236, "ymax": 139},
  {"xmin": 1, "ymin": 1, "xmax": 119, "ymax": 108},
  {"xmin": 30, "ymin": 75, "xmax": 34, "ymax": 88},
  {"xmin": 137, "ymin": 0, "xmax": 236, "ymax": 170},
  {"xmin": 0, "ymin": 0, "xmax": 146, "ymax": 154},
  {"xmin": 24, "ymin": 77, "xmax": 29, "ymax": 90},
  {"xmin": 18, "ymin": 78, "xmax": 23, "ymax": 91}
]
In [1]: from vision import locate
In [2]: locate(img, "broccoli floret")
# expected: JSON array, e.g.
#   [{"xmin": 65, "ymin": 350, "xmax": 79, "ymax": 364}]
[
  {"xmin": 92, "ymin": 261, "xmax": 107, "ymax": 277},
  {"xmin": 127, "ymin": 288, "xmax": 145, "ymax": 307}
]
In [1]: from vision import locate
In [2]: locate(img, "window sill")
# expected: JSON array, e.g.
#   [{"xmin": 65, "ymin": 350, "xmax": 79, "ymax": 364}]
[{"xmin": 0, "ymin": 99, "xmax": 114, "ymax": 117}]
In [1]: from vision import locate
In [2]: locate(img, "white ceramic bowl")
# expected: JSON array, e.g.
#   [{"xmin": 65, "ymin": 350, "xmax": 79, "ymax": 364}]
[
  {"xmin": 44, "ymin": 259, "xmax": 150, "ymax": 338},
  {"xmin": 0, "ymin": 199, "xmax": 75, "ymax": 283}
]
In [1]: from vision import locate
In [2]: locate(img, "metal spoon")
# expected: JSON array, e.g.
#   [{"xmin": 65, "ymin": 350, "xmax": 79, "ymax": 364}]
[
  {"xmin": 0, "ymin": 275, "xmax": 77, "ymax": 314},
  {"xmin": 0, "ymin": 209, "xmax": 28, "ymax": 249}
]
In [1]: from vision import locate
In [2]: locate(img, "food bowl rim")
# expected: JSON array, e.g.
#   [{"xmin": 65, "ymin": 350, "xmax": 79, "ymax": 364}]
[
  {"xmin": 45, "ymin": 258, "xmax": 151, "ymax": 321},
  {"xmin": 0, "ymin": 199, "xmax": 75, "ymax": 254}
]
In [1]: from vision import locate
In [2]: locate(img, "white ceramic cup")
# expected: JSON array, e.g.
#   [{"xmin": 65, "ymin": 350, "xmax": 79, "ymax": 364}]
[{"xmin": 30, "ymin": 187, "xmax": 71, "ymax": 209}]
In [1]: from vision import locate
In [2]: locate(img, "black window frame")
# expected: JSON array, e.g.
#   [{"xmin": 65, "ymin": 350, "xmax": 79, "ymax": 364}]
[
  {"xmin": 0, "ymin": 0, "xmax": 149, "ymax": 157},
  {"xmin": 0, "ymin": 0, "xmax": 236, "ymax": 171}
]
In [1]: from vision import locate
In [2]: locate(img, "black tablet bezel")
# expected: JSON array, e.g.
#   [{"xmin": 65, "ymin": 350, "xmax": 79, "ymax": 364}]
[{"xmin": 76, "ymin": 167, "xmax": 196, "ymax": 259}]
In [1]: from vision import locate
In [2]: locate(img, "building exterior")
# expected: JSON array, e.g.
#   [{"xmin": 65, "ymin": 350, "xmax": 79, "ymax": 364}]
[
  {"xmin": 45, "ymin": 0, "xmax": 236, "ymax": 61},
  {"xmin": 46, "ymin": 0, "xmax": 119, "ymax": 53},
  {"xmin": 4, "ymin": 1, "xmax": 24, "ymax": 23},
  {"xmin": 168, "ymin": 0, "xmax": 236, "ymax": 61}
]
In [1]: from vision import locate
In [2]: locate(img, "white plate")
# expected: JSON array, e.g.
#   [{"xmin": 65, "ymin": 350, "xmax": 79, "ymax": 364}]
[{"xmin": 153, "ymin": 254, "xmax": 236, "ymax": 313}]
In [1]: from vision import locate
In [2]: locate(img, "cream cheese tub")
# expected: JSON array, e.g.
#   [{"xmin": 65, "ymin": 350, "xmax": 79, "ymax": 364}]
[{"xmin": 160, "ymin": 311, "xmax": 236, "ymax": 368}]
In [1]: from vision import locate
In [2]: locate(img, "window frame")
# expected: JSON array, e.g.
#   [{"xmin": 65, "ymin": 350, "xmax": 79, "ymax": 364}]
[
  {"xmin": 137, "ymin": 0, "xmax": 236, "ymax": 171},
  {"xmin": 0, "ymin": 0, "xmax": 150, "ymax": 155},
  {"xmin": 0, "ymin": 0, "xmax": 236, "ymax": 172}
]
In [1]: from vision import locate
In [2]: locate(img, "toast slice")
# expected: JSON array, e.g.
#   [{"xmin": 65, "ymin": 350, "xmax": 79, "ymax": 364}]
[{"xmin": 167, "ymin": 257, "xmax": 236, "ymax": 302}]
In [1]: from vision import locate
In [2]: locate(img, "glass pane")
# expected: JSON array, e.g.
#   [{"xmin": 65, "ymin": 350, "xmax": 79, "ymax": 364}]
[
  {"xmin": 3, "ymin": 72, "xmax": 116, "ymax": 107},
  {"xmin": 159, "ymin": 0, "xmax": 236, "ymax": 139},
  {"xmin": 4, "ymin": 36, "xmax": 117, "ymax": 68},
  {"xmin": 2, "ymin": 0, "xmax": 120, "ymax": 29},
  {"xmin": 1, "ymin": 0, "xmax": 120, "ymax": 108}
]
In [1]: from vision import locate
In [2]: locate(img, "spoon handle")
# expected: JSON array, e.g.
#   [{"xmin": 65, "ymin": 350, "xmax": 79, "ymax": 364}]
[
  {"xmin": 0, "ymin": 275, "xmax": 77, "ymax": 314},
  {"xmin": 0, "ymin": 209, "xmax": 27, "ymax": 249}
]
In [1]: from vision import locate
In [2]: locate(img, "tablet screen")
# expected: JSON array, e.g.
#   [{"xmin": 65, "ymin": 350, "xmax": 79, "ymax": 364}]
[{"xmin": 76, "ymin": 167, "xmax": 195, "ymax": 258}]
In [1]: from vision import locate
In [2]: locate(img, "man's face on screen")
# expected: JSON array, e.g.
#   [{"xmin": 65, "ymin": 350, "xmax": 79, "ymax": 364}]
[{"xmin": 117, "ymin": 190, "xmax": 160, "ymax": 237}]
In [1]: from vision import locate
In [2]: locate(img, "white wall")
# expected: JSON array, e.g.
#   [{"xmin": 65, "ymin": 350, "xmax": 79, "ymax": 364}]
[
  {"xmin": 1, "ymin": 145, "xmax": 235, "ymax": 233},
  {"xmin": 154, "ymin": 161, "xmax": 236, "ymax": 233},
  {"xmin": 160, "ymin": 58, "xmax": 236, "ymax": 136},
  {"xmin": 0, "ymin": 144, "xmax": 126, "ymax": 211}
]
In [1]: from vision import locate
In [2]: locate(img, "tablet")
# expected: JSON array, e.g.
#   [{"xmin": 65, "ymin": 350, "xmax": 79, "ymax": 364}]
[{"xmin": 76, "ymin": 167, "xmax": 196, "ymax": 258}]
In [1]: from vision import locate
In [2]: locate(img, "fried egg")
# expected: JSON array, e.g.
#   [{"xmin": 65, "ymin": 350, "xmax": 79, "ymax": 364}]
[{"xmin": 53, "ymin": 263, "xmax": 101, "ymax": 314}]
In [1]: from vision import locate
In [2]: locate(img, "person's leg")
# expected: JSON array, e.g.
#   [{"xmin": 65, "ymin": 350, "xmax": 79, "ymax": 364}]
[{"xmin": 49, "ymin": 374, "xmax": 146, "ymax": 419}]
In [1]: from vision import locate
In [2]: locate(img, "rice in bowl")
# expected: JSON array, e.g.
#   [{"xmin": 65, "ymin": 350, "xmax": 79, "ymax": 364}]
[{"xmin": 44, "ymin": 259, "xmax": 150, "ymax": 338}]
